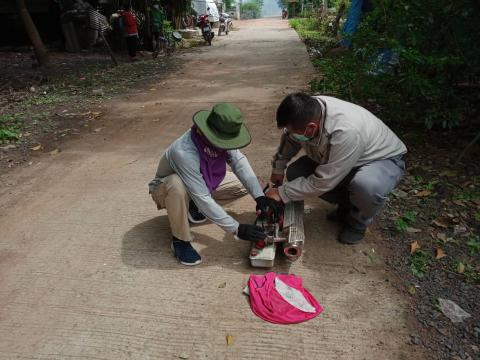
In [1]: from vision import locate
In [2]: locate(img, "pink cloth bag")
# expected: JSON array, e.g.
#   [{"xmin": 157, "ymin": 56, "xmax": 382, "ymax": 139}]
[{"xmin": 248, "ymin": 272, "xmax": 323, "ymax": 324}]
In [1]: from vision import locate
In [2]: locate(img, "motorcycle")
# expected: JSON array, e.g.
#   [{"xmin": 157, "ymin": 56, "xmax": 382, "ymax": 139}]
[
  {"xmin": 218, "ymin": 13, "xmax": 232, "ymax": 36},
  {"xmin": 282, "ymin": 9, "xmax": 288, "ymax": 19},
  {"xmin": 198, "ymin": 13, "xmax": 214, "ymax": 45}
]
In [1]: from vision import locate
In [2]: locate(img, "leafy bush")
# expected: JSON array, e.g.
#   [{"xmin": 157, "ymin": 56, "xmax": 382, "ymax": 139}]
[
  {"xmin": 306, "ymin": 0, "xmax": 480, "ymax": 129},
  {"xmin": 241, "ymin": 1, "xmax": 262, "ymax": 19},
  {"xmin": 0, "ymin": 115, "xmax": 21, "ymax": 143},
  {"xmin": 289, "ymin": 17, "xmax": 337, "ymax": 49}
]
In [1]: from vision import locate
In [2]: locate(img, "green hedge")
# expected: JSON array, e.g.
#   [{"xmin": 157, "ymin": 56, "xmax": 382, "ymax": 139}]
[{"xmin": 293, "ymin": 1, "xmax": 480, "ymax": 129}]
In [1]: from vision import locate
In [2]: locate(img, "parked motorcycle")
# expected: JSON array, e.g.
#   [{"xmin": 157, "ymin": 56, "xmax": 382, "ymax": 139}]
[
  {"xmin": 218, "ymin": 13, "xmax": 232, "ymax": 36},
  {"xmin": 198, "ymin": 13, "xmax": 214, "ymax": 45}
]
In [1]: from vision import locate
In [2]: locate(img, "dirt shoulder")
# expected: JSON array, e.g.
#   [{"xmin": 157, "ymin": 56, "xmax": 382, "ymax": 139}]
[
  {"xmin": 0, "ymin": 48, "xmax": 184, "ymax": 174},
  {"xmin": 373, "ymin": 128, "xmax": 480, "ymax": 360}
]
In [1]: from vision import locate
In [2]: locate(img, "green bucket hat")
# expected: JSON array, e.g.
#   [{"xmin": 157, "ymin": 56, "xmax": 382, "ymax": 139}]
[{"xmin": 193, "ymin": 103, "xmax": 251, "ymax": 150}]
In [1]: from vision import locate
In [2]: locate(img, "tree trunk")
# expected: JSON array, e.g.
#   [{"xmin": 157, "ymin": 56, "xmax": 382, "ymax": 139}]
[
  {"xmin": 322, "ymin": 0, "xmax": 328, "ymax": 12},
  {"xmin": 333, "ymin": 0, "xmax": 346, "ymax": 36},
  {"xmin": 15, "ymin": 0, "xmax": 49, "ymax": 66}
]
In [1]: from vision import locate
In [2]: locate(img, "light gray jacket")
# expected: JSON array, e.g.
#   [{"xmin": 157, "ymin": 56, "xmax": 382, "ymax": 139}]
[
  {"xmin": 272, "ymin": 96, "xmax": 407, "ymax": 203},
  {"xmin": 149, "ymin": 129, "xmax": 264, "ymax": 233}
]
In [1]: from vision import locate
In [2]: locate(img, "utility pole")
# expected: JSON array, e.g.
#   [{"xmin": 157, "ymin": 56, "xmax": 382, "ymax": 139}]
[{"xmin": 236, "ymin": 0, "xmax": 241, "ymax": 19}]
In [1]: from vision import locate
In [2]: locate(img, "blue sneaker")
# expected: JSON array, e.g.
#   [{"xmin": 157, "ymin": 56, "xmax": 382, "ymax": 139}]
[
  {"xmin": 188, "ymin": 200, "xmax": 207, "ymax": 224},
  {"xmin": 171, "ymin": 238, "xmax": 202, "ymax": 266}
]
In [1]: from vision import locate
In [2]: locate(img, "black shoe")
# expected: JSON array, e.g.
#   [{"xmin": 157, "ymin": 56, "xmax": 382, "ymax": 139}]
[
  {"xmin": 171, "ymin": 238, "xmax": 202, "ymax": 266},
  {"xmin": 339, "ymin": 224, "xmax": 366, "ymax": 245},
  {"xmin": 188, "ymin": 200, "xmax": 207, "ymax": 224},
  {"xmin": 326, "ymin": 206, "xmax": 350, "ymax": 223}
]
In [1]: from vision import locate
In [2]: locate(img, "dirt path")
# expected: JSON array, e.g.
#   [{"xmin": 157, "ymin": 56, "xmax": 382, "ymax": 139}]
[{"xmin": 0, "ymin": 19, "xmax": 425, "ymax": 359}]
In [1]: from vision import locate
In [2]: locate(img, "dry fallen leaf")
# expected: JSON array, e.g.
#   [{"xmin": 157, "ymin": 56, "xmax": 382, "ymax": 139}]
[
  {"xmin": 457, "ymin": 262, "xmax": 465, "ymax": 274},
  {"xmin": 49, "ymin": 149, "xmax": 60, "ymax": 155},
  {"xmin": 453, "ymin": 225, "xmax": 469, "ymax": 236},
  {"xmin": 353, "ymin": 264, "xmax": 366, "ymax": 274},
  {"xmin": 406, "ymin": 227, "xmax": 422, "ymax": 233},
  {"xmin": 437, "ymin": 233, "xmax": 448, "ymax": 242},
  {"xmin": 416, "ymin": 190, "xmax": 432, "ymax": 197},
  {"xmin": 436, "ymin": 248, "xmax": 446, "ymax": 259},
  {"xmin": 411, "ymin": 240, "xmax": 421, "ymax": 254},
  {"xmin": 440, "ymin": 170, "xmax": 458, "ymax": 177},
  {"xmin": 218, "ymin": 282, "xmax": 226, "ymax": 288},
  {"xmin": 226, "ymin": 335, "xmax": 233, "ymax": 346},
  {"xmin": 408, "ymin": 285, "xmax": 417, "ymax": 295},
  {"xmin": 452, "ymin": 200, "xmax": 467, "ymax": 207},
  {"xmin": 432, "ymin": 218, "xmax": 450, "ymax": 228},
  {"xmin": 31, "ymin": 144, "xmax": 42, "ymax": 151}
]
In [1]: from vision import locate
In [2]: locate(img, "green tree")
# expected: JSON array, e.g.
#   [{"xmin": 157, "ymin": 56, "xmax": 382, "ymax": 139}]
[
  {"xmin": 241, "ymin": 0, "xmax": 263, "ymax": 19},
  {"xmin": 224, "ymin": 0, "xmax": 236, "ymax": 10}
]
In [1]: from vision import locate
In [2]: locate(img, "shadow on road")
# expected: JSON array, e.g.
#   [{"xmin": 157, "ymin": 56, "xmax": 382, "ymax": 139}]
[
  {"xmin": 121, "ymin": 210, "xmax": 301, "ymax": 274},
  {"xmin": 120, "ymin": 203, "xmax": 347, "ymax": 276}
]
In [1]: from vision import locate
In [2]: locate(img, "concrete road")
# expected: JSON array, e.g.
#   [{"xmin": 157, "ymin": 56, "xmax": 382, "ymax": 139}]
[{"xmin": 0, "ymin": 19, "xmax": 424, "ymax": 359}]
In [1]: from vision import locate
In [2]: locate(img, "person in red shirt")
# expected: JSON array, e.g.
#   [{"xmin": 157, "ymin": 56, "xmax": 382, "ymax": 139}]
[{"xmin": 118, "ymin": 7, "xmax": 139, "ymax": 60}]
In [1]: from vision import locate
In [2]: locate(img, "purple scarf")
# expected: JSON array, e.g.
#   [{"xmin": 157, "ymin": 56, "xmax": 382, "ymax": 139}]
[{"xmin": 190, "ymin": 125, "xmax": 228, "ymax": 193}]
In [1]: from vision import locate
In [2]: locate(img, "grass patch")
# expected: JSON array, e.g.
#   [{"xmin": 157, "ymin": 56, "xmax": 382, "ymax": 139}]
[
  {"xmin": 455, "ymin": 260, "xmax": 480, "ymax": 284},
  {"xmin": 467, "ymin": 236, "xmax": 480, "ymax": 255},
  {"xmin": 3, "ymin": 56, "xmax": 180, "ymax": 144},
  {"xmin": 394, "ymin": 211, "xmax": 417, "ymax": 232},
  {"xmin": 0, "ymin": 115, "xmax": 22, "ymax": 143},
  {"xmin": 409, "ymin": 250, "xmax": 431, "ymax": 278},
  {"xmin": 289, "ymin": 18, "xmax": 337, "ymax": 49},
  {"xmin": 453, "ymin": 187, "xmax": 480, "ymax": 201}
]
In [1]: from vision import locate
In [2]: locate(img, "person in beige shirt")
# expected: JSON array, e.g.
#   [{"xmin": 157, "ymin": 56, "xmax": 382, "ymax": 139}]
[{"xmin": 266, "ymin": 93, "xmax": 407, "ymax": 244}]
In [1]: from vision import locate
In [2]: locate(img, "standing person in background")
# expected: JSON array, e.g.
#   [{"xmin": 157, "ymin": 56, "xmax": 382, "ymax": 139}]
[
  {"xmin": 151, "ymin": 0, "xmax": 166, "ymax": 58},
  {"xmin": 118, "ymin": 6, "xmax": 138, "ymax": 61}
]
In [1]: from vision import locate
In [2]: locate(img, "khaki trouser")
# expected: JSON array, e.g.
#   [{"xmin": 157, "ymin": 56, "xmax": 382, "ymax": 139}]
[{"xmin": 151, "ymin": 171, "xmax": 247, "ymax": 241}]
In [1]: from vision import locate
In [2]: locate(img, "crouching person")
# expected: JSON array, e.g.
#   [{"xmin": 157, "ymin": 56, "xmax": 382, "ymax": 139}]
[
  {"xmin": 266, "ymin": 93, "xmax": 407, "ymax": 244},
  {"xmin": 148, "ymin": 103, "xmax": 277, "ymax": 265}
]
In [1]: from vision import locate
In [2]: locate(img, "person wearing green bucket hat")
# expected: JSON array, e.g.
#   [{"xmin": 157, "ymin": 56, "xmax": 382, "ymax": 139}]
[
  {"xmin": 148, "ymin": 103, "xmax": 280, "ymax": 266},
  {"xmin": 192, "ymin": 102, "xmax": 252, "ymax": 150}
]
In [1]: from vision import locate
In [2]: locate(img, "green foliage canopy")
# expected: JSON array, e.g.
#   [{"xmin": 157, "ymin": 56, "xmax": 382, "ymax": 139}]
[
  {"xmin": 241, "ymin": 0, "xmax": 263, "ymax": 19},
  {"xmin": 308, "ymin": 0, "xmax": 480, "ymax": 129}
]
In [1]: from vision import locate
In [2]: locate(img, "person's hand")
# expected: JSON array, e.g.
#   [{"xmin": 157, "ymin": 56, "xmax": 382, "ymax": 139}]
[
  {"xmin": 255, "ymin": 196, "xmax": 280, "ymax": 218},
  {"xmin": 237, "ymin": 224, "xmax": 266, "ymax": 242},
  {"xmin": 265, "ymin": 187, "xmax": 282, "ymax": 203},
  {"xmin": 270, "ymin": 173, "xmax": 284, "ymax": 186}
]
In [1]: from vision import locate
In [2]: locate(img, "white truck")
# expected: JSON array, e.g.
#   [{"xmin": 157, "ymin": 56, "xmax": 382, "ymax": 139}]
[{"xmin": 191, "ymin": 0, "xmax": 220, "ymax": 23}]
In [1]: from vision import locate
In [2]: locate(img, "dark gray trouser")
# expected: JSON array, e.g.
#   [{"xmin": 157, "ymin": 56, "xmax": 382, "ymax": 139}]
[{"xmin": 286, "ymin": 155, "xmax": 406, "ymax": 229}]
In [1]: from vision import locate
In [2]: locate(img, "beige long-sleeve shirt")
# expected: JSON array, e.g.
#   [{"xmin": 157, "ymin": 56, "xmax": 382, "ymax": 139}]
[{"xmin": 272, "ymin": 96, "xmax": 407, "ymax": 203}]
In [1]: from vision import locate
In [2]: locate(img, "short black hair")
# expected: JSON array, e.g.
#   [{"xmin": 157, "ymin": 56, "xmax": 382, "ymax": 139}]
[{"xmin": 276, "ymin": 93, "xmax": 322, "ymax": 130}]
